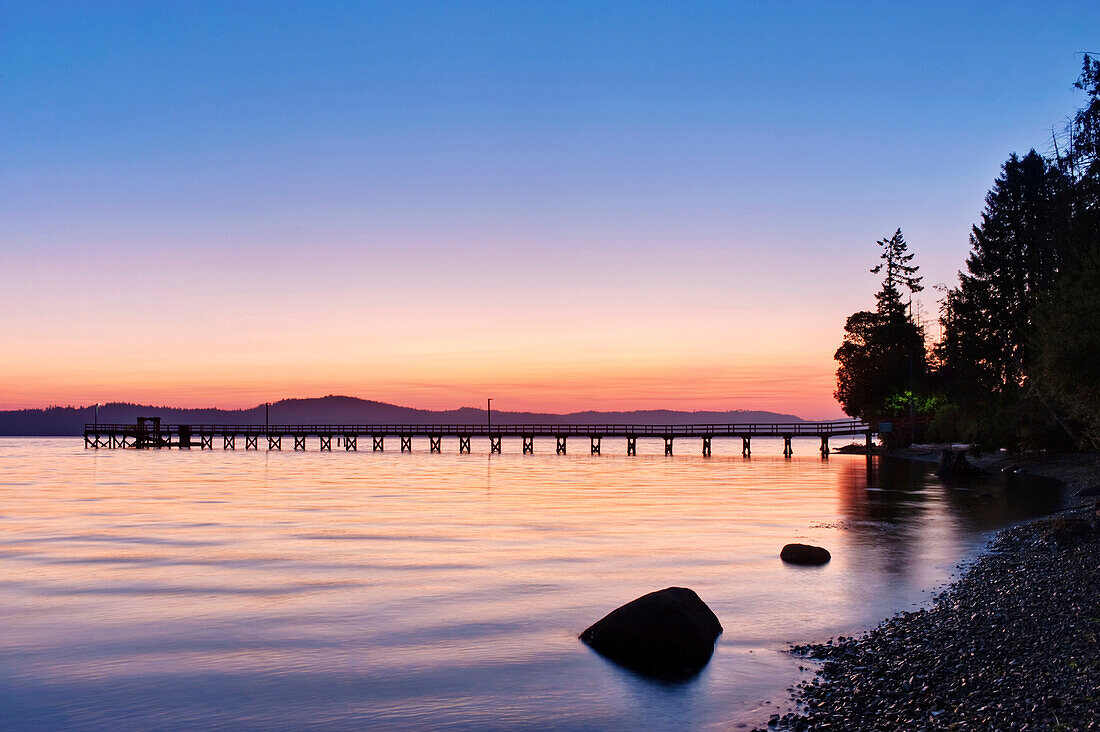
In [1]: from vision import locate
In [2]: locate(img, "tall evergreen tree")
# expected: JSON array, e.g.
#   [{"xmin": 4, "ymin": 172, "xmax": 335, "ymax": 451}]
[
  {"xmin": 870, "ymin": 228, "xmax": 924, "ymax": 315},
  {"xmin": 937, "ymin": 150, "xmax": 1070, "ymax": 395},
  {"xmin": 1030, "ymin": 55, "xmax": 1100, "ymax": 448},
  {"xmin": 835, "ymin": 230, "xmax": 926, "ymax": 421}
]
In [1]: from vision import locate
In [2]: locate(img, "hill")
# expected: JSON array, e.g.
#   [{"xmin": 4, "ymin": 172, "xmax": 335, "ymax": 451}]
[{"xmin": 0, "ymin": 396, "xmax": 805, "ymax": 435}]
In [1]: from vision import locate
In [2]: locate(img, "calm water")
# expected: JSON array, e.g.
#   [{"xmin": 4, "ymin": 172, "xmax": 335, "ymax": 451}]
[{"xmin": 0, "ymin": 437, "xmax": 1064, "ymax": 729}]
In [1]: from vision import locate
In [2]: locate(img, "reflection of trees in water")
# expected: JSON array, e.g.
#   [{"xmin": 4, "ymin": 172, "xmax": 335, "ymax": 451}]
[
  {"xmin": 835, "ymin": 457, "xmax": 932, "ymax": 579},
  {"xmin": 833, "ymin": 457, "xmax": 1064, "ymax": 580},
  {"xmin": 934, "ymin": 469, "xmax": 1065, "ymax": 533}
]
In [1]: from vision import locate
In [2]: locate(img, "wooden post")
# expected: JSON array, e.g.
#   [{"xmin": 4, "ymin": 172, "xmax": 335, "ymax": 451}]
[
  {"xmin": 268, "ymin": 435, "xmax": 281, "ymax": 451},
  {"xmin": 459, "ymin": 436, "xmax": 471, "ymax": 453},
  {"xmin": 490, "ymin": 436, "xmax": 502, "ymax": 454},
  {"xmin": 345, "ymin": 435, "xmax": 357, "ymax": 451},
  {"xmin": 626, "ymin": 436, "xmax": 637, "ymax": 455},
  {"xmin": 430, "ymin": 436, "xmax": 442, "ymax": 453},
  {"xmin": 742, "ymin": 436, "xmax": 751, "ymax": 456},
  {"xmin": 866, "ymin": 431, "xmax": 873, "ymax": 454},
  {"xmin": 401, "ymin": 436, "xmax": 413, "ymax": 452},
  {"xmin": 294, "ymin": 435, "xmax": 306, "ymax": 451},
  {"xmin": 246, "ymin": 435, "xmax": 258, "ymax": 450},
  {"xmin": 319, "ymin": 435, "xmax": 331, "ymax": 451},
  {"xmin": 820, "ymin": 436, "xmax": 829, "ymax": 457},
  {"xmin": 522, "ymin": 436, "xmax": 534, "ymax": 454},
  {"xmin": 556, "ymin": 436, "xmax": 567, "ymax": 455},
  {"xmin": 591, "ymin": 436, "xmax": 601, "ymax": 454},
  {"xmin": 224, "ymin": 435, "xmax": 235, "ymax": 450},
  {"xmin": 373, "ymin": 436, "xmax": 384, "ymax": 452},
  {"xmin": 664, "ymin": 437, "xmax": 674, "ymax": 456},
  {"xmin": 783, "ymin": 436, "xmax": 793, "ymax": 457},
  {"xmin": 702, "ymin": 436, "xmax": 712, "ymax": 456}
]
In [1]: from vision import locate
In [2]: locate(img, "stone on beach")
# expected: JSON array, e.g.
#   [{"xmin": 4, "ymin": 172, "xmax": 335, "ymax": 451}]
[
  {"xmin": 780, "ymin": 543, "xmax": 831, "ymax": 566},
  {"xmin": 580, "ymin": 587, "xmax": 722, "ymax": 679}
]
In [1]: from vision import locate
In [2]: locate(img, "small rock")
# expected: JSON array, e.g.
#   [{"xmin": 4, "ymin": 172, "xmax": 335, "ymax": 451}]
[
  {"xmin": 580, "ymin": 587, "xmax": 722, "ymax": 679},
  {"xmin": 781, "ymin": 544, "xmax": 831, "ymax": 566}
]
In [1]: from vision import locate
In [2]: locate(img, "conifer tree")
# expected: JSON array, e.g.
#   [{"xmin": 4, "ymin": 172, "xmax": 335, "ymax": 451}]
[
  {"xmin": 938, "ymin": 150, "xmax": 1070, "ymax": 395},
  {"xmin": 835, "ymin": 230, "xmax": 926, "ymax": 422}
]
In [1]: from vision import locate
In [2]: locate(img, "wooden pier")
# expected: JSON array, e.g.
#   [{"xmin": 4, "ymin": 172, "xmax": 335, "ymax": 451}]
[{"xmin": 84, "ymin": 418, "xmax": 882, "ymax": 456}]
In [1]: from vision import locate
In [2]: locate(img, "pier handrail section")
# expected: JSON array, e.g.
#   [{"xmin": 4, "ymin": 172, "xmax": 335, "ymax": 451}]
[{"xmin": 85, "ymin": 419, "xmax": 871, "ymax": 437}]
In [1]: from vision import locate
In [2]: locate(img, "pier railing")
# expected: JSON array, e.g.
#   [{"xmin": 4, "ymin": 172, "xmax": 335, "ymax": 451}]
[
  {"xmin": 83, "ymin": 418, "xmax": 886, "ymax": 455},
  {"xmin": 84, "ymin": 420, "xmax": 871, "ymax": 438}
]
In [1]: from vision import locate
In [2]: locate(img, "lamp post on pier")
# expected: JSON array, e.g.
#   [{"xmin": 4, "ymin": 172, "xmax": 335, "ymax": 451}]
[
  {"xmin": 94, "ymin": 403, "xmax": 100, "ymax": 430},
  {"xmin": 487, "ymin": 398, "xmax": 493, "ymax": 433}
]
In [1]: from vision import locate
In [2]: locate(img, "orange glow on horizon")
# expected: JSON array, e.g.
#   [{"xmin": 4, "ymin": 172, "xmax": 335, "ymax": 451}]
[{"xmin": 0, "ymin": 359, "xmax": 844, "ymax": 419}]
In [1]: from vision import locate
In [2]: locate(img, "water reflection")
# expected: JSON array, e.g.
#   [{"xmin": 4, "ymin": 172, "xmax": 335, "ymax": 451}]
[{"xmin": 0, "ymin": 438, "xmax": 1065, "ymax": 730}]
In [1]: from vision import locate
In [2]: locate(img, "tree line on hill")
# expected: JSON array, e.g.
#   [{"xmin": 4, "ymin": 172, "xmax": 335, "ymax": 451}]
[
  {"xmin": 0, "ymin": 396, "xmax": 804, "ymax": 436},
  {"xmin": 835, "ymin": 55, "xmax": 1100, "ymax": 451}
]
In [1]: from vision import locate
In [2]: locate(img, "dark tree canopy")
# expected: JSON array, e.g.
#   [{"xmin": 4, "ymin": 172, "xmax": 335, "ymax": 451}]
[
  {"xmin": 835, "ymin": 229, "xmax": 926, "ymax": 421},
  {"xmin": 1031, "ymin": 247, "xmax": 1100, "ymax": 449},
  {"xmin": 835, "ymin": 59, "xmax": 1100, "ymax": 450},
  {"xmin": 937, "ymin": 150, "xmax": 1070, "ymax": 395}
]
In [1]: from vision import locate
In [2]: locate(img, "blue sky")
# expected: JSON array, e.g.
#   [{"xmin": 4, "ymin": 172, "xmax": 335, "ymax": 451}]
[{"xmin": 2, "ymin": 2, "xmax": 1097, "ymax": 415}]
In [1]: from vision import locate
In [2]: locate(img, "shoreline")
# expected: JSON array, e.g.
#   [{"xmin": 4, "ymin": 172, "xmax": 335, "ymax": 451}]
[{"xmin": 755, "ymin": 451, "xmax": 1100, "ymax": 731}]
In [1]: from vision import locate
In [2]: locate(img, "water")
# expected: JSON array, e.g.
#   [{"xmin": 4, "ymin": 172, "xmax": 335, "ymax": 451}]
[{"xmin": 0, "ymin": 437, "xmax": 1064, "ymax": 729}]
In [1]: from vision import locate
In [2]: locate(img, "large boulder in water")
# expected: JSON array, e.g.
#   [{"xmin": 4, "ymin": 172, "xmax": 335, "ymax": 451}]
[
  {"xmin": 579, "ymin": 587, "xmax": 722, "ymax": 679},
  {"xmin": 780, "ymin": 543, "xmax": 831, "ymax": 566}
]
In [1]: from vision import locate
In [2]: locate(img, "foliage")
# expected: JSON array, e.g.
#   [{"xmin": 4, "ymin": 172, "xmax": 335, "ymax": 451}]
[
  {"xmin": 871, "ymin": 228, "xmax": 923, "ymax": 313},
  {"xmin": 1031, "ymin": 246, "xmax": 1100, "ymax": 449},
  {"xmin": 937, "ymin": 150, "xmax": 1071, "ymax": 396},
  {"xmin": 838, "ymin": 59, "xmax": 1100, "ymax": 451},
  {"xmin": 835, "ymin": 229, "xmax": 926, "ymax": 422}
]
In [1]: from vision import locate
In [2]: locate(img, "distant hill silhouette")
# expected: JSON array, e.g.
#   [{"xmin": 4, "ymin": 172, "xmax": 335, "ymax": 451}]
[{"xmin": 0, "ymin": 396, "xmax": 806, "ymax": 435}]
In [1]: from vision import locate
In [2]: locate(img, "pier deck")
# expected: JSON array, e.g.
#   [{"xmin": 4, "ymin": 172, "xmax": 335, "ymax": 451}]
[{"xmin": 84, "ymin": 419, "xmax": 883, "ymax": 456}]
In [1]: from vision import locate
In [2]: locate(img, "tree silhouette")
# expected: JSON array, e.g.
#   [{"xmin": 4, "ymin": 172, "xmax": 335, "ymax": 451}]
[
  {"xmin": 938, "ymin": 151, "xmax": 1070, "ymax": 396},
  {"xmin": 835, "ymin": 230, "xmax": 926, "ymax": 423}
]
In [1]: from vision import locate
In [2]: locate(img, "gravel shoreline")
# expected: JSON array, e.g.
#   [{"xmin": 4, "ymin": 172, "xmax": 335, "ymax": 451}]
[{"xmin": 756, "ymin": 498, "xmax": 1100, "ymax": 731}]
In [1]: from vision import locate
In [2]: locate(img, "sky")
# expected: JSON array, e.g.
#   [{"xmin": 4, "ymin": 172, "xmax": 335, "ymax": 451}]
[{"xmin": 2, "ymin": 1, "xmax": 1098, "ymax": 419}]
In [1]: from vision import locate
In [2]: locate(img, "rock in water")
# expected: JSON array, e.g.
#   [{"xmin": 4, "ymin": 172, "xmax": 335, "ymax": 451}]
[
  {"xmin": 780, "ymin": 543, "xmax": 831, "ymax": 566},
  {"xmin": 579, "ymin": 587, "xmax": 722, "ymax": 679}
]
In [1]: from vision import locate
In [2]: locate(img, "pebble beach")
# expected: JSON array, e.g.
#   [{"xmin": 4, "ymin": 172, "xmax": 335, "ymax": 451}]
[{"xmin": 759, "ymin": 453, "xmax": 1100, "ymax": 731}]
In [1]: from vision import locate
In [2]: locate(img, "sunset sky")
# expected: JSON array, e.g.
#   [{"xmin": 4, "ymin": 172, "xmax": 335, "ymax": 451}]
[{"xmin": 3, "ymin": 2, "xmax": 1097, "ymax": 418}]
